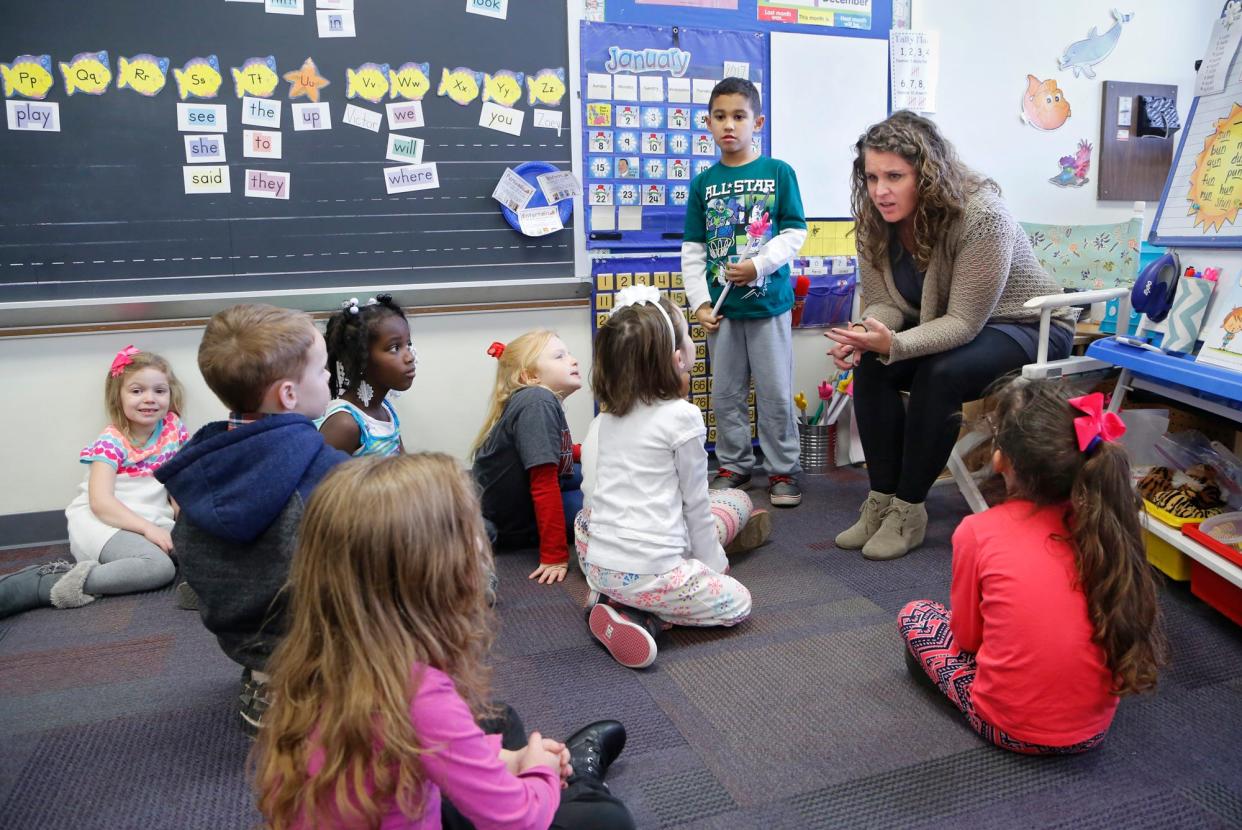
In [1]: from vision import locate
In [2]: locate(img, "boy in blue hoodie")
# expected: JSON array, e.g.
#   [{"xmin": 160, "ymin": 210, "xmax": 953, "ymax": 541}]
[{"xmin": 157, "ymin": 304, "xmax": 348, "ymax": 735}]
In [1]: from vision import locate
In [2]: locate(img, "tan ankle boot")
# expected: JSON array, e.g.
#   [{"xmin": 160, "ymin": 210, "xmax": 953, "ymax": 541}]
[
  {"xmin": 862, "ymin": 498, "xmax": 927, "ymax": 560},
  {"xmin": 725, "ymin": 509, "xmax": 772, "ymax": 556},
  {"xmin": 835, "ymin": 491, "xmax": 893, "ymax": 550}
]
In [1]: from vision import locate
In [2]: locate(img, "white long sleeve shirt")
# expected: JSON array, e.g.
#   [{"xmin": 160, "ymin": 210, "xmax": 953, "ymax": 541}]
[{"xmin": 580, "ymin": 399, "xmax": 727, "ymax": 575}]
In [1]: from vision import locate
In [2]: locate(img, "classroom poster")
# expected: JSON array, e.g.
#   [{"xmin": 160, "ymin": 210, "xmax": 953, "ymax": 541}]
[
  {"xmin": 591, "ymin": 255, "xmax": 757, "ymax": 446},
  {"xmin": 580, "ymin": 21, "xmax": 769, "ymax": 250}
]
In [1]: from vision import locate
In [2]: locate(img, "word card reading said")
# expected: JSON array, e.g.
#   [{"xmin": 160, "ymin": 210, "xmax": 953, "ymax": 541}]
[{"xmin": 183, "ymin": 165, "xmax": 230, "ymax": 194}]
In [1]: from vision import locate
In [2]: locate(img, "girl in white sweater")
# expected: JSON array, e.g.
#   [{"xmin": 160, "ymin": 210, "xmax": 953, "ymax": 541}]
[{"xmin": 575, "ymin": 285, "xmax": 770, "ymax": 669}]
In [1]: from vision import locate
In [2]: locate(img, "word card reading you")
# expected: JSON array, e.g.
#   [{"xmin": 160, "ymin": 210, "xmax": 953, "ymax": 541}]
[
  {"xmin": 184, "ymin": 134, "xmax": 225, "ymax": 163},
  {"xmin": 384, "ymin": 162, "xmax": 439, "ymax": 194},
  {"xmin": 343, "ymin": 104, "xmax": 382, "ymax": 131},
  {"xmin": 479, "ymin": 101, "xmax": 523, "ymax": 136},
  {"xmin": 242, "ymin": 97, "xmax": 281, "ymax": 128},
  {"xmin": 6, "ymin": 100, "xmax": 60, "ymax": 131},
  {"xmin": 292, "ymin": 102, "xmax": 331, "ymax": 130},
  {"xmin": 386, "ymin": 101, "xmax": 424, "ymax": 130},
  {"xmin": 245, "ymin": 169, "xmax": 290, "ymax": 199},
  {"xmin": 385, "ymin": 133, "xmax": 424, "ymax": 164},
  {"xmin": 183, "ymin": 165, "xmax": 230, "ymax": 194},
  {"xmin": 465, "ymin": 0, "xmax": 507, "ymax": 19},
  {"xmin": 244, "ymin": 129, "xmax": 282, "ymax": 159},
  {"xmin": 177, "ymin": 103, "xmax": 227, "ymax": 132}
]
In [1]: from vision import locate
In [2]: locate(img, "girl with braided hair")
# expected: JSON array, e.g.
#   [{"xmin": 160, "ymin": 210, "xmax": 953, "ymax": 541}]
[{"xmin": 319, "ymin": 294, "xmax": 416, "ymax": 457}]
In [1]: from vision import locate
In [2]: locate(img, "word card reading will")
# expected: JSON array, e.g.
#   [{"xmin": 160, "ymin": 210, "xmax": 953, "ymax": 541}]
[{"xmin": 385, "ymin": 133, "xmax": 424, "ymax": 164}]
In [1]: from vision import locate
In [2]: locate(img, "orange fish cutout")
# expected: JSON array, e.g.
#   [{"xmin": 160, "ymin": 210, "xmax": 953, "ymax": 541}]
[
  {"xmin": 284, "ymin": 57, "xmax": 330, "ymax": 102},
  {"xmin": 1021, "ymin": 75, "xmax": 1070, "ymax": 131}
]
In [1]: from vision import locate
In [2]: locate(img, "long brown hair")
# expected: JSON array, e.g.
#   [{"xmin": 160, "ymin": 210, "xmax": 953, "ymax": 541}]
[
  {"xmin": 989, "ymin": 379, "xmax": 1166, "ymax": 695},
  {"xmin": 470, "ymin": 329, "xmax": 556, "ymax": 458},
  {"xmin": 850, "ymin": 110, "xmax": 996, "ymax": 272},
  {"xmin": 254, "ymin": 453, "xmax": 496, "ymax": 829},
  {"xmin": 104, "ymin": 350, "xmax": 185, "ymax": 441},
  {"xmin": 593, "ymin": 296, "xmax": 686, "ymax": 417}
]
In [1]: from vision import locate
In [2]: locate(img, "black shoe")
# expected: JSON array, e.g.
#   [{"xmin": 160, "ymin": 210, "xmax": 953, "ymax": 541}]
[
  {"xmin": 565, "ymin": 719, "xmax": 626, "ymax": 784},
  {"xmin": 238, "ymin": 668, "xmax": 270, "ymax": 739}
]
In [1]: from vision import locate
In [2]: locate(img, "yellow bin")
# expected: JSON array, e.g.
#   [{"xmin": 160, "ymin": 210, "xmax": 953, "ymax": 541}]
[{"xmin": 1142, "ymin": 501, "xmax": 1194, "ymax": 582}]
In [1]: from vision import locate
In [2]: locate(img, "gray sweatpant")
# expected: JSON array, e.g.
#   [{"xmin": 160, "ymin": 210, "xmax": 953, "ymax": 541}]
[
  {"xmin": 706, "ymin": 310, "xmax": 801, "ymax": 477},
  {"xmin": 84, "ymin": 531, "xmax": 176, "ymax": 596}
]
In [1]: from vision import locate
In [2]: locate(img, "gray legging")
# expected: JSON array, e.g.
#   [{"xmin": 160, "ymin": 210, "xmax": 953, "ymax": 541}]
[{"xmin": 83, "ymin": 531, "xmax": 176, "ymax": 596}]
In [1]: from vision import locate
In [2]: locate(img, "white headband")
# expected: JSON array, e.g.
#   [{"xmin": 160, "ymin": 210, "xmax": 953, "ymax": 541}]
[{"xmin": 611, "ymin": 285, "xmax": 677, "ymax": 348}]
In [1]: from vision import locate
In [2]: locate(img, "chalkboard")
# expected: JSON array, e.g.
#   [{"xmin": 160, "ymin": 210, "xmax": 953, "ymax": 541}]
[{"xmin": 0, "ymin": 0, "xmax": 575, "ymax": 322}]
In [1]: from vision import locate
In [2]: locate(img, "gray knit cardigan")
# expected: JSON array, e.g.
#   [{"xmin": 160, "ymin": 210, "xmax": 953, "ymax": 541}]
[{"xmin": 858, "ymin": 186, "xmax": 1074, "ymax": 364}]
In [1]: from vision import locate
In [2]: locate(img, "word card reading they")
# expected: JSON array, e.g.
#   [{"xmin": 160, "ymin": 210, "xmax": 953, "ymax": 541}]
[{"xmin": 245, "ymin": 169, "xmax": 290, "ymax": 199}]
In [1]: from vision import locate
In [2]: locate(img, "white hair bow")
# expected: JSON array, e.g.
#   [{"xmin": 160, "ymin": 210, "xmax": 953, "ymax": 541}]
[{"xmin": 611, "ymin": 284, "xmax": 677, "ymax": 347}]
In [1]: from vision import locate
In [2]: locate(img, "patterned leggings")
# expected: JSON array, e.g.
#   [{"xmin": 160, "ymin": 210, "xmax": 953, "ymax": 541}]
[
  {"xmin": 897, "ymin": 599, "xmax": 1107, "ymax": 755},
  {"xmin": 573, "ymin": 489, "xmax": 754, "ymax": 628}
]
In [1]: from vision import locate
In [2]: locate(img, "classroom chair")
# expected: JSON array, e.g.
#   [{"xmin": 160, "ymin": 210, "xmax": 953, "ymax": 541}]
[{"xmin": 939, "ymin": 204, "xmax": 1147, "ymax": 513}]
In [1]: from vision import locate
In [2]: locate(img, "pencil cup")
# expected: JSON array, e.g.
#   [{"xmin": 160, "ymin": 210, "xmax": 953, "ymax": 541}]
[{"xmin": 799, "ymin": 422, "xmax": 835, "ymax": 475}]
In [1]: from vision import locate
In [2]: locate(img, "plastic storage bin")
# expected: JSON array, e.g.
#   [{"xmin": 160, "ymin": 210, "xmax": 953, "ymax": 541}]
[{"xmin": 1189, "ymin": 561, "xmax": 1242, "ymax": 627}]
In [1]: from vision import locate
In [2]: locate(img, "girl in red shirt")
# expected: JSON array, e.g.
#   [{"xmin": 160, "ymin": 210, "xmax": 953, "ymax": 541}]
[{"xmin": 898, "ymin": 380, "xmax": 1166, "ymax": 753}]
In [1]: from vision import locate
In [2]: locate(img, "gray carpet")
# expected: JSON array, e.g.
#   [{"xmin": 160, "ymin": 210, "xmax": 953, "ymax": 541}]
[{"xmin": 3, "ymin": 469, "xmax": 1241, "ymax": 829}]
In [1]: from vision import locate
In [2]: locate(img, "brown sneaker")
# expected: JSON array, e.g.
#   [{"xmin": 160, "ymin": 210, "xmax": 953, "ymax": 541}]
[{"xmin": 725, "ymin": 508, "xmax": 772, "ymax": 556}]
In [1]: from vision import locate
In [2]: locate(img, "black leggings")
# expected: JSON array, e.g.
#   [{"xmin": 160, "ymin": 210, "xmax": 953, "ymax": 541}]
[
  {"xmin": 441, "ymin": 705, "xmax": 636, "ymax": 830},
  {"xmin": 852, "ymin": 328, "xmax": 1031, "ymax": 503}
]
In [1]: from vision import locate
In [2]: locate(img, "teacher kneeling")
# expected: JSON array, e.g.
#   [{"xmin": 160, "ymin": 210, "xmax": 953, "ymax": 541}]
[{"xmin": 826, "ymin": 111, "xmax": 1073, "ymax": 561}]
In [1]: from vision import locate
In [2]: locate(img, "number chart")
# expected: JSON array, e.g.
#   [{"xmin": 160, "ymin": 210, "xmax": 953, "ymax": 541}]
[
  {"xmin": 592, "ymin": 256, "xmax": 756, "ymax": 446},
  {"xmin": 580, "ymin": 22, "xmax": 769, "ymax": 250}
]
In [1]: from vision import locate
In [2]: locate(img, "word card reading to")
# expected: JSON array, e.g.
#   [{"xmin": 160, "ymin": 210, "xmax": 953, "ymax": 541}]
[{"xmin": 244, "ymin": 129, "xmax": 282, "ymax": 159}]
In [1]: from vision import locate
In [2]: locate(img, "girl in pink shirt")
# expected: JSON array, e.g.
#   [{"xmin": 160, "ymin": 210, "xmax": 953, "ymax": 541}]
[
  {"xmin": 898, "ymin": 380, "xmax": 1166, "ymax": 754},
  {"xmin": 254, "ymin": 453, "xmax": 634, "ymax": 830}
]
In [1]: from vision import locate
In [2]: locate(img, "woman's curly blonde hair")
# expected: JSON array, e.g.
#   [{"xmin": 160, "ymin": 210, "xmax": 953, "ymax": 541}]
[{"xmin": 850, "ymin": 110, "xmax": 997, "ymax": 272}]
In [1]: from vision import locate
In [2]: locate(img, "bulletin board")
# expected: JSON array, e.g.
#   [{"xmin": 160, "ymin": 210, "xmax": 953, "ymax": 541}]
[
  {"xmin": 590, "ymin": 255, "xmax": 756, "ymax": 446},
  {"xmin": 601, "ymin": 0, "xmax": 894, "ymax": 40},
  {"xmin": 580, "ymin": 21, "xmax": 768, "ymax": 250},
  {"xmin": 0, "ymin": 0, "xmax": 574, "ymax": 320},
  {"xmin": 1150, "ymin": 5, "xmax": 1242, "ymax": 247}
]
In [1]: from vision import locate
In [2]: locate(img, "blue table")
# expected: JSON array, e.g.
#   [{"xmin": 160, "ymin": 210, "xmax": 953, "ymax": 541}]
[{"xmin": 1086, "ymin": 338, "xmax": 1242, "ymax": 423}]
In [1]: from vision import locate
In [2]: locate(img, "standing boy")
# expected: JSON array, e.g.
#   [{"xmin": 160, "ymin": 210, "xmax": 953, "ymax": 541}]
[{"xmin": 682, "ymin": 77, "xmax": 808, "ymax": 506}]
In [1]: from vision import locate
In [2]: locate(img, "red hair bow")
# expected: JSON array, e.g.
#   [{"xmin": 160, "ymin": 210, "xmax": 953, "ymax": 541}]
[
  {"xmin": 486, "ymin": 341, "xmax": 506, "ymax": 359},
  {"xmin": 110, "ymin": 345, "xmax": 139, "ymax": 377},
  {"xmin": 1068, "ymin": 392, "xmax": 1125, "ymax": 454}
]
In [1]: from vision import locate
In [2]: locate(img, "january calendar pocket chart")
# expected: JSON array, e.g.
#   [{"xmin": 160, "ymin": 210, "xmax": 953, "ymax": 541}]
[{"xmin": 580, "ymin": 21, "xmax": 769, "ymax": 250}]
